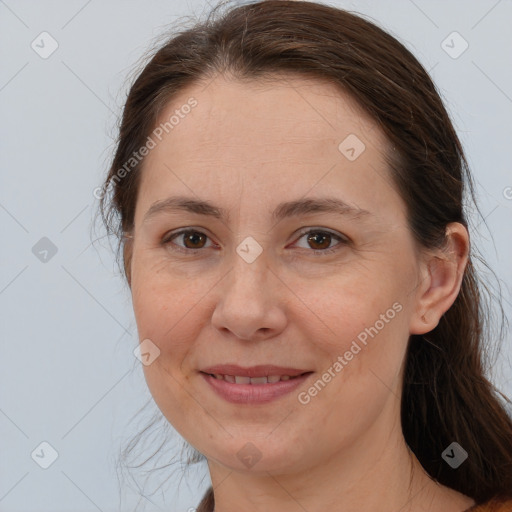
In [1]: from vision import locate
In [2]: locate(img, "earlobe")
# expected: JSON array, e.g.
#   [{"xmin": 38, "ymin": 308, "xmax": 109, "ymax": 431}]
[{"xmin": 409, "ymin": 223, "xmax": 469, "ymax": 335}]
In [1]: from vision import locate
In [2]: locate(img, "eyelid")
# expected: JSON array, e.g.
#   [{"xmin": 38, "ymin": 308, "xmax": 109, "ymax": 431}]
[{"xmin": 293, "ymin": 226, "xmax": 349, "ymax": 244}]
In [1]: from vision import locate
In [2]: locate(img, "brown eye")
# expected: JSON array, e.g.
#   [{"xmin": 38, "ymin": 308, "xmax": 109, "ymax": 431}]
[
  {"xmin": 162, "ymin": 227, "xmax": 347, "ymax": 256},
  {"xmin": 293, "ymin": 228, "xmax": 349, "ymax": 255},
  {"xmin": 162, "ymin": 229, "xmax": 214, "ymax": 253},
  {"xmin": 182, "ymin": 231, "xmax": 207, "ymax": 249},
  {"xmin": 307, "ymin": 232, "xmax": 332, "ymax": 250}
]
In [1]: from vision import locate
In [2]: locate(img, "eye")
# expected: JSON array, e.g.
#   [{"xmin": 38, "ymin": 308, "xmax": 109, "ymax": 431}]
[
  {"xmin": 161, "ymin": 227, "xmax": 349, "ymax": 256},
  {"xmin": 161, "ymin": 229, "xmax": 216, "ymax": 254},
  {"xmin": 291, "ymin": 228, "xmax": 349, "ymax": 255}
]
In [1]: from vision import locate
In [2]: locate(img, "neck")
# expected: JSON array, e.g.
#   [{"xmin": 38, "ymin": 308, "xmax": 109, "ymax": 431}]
[{"xmin": 207, "ymin": 410, "xmax": 446, "ymax": 512}]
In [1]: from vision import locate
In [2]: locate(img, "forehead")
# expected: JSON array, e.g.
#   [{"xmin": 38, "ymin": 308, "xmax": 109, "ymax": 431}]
[
  {"xmin": 159, "ymin": 73, "xmax": 386, "ymax": 152},
  {"xmin": 134, "ymin": 73, "xmax": 399, "ymax": 223}
]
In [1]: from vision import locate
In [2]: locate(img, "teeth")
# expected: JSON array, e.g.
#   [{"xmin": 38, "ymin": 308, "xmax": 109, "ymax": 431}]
[
  {"xmin": 210, "ymin": 374, "xmax": 301, "ymax": 384},
  {"xmin": 250, "ymin": 377, "xmax": 268, "ymax": 385}
]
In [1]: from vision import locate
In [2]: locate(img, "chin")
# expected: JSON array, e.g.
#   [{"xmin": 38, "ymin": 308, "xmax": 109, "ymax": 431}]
[{"xmin": 201, "ymin": 434, "xmax": 311, "ymax": 475}]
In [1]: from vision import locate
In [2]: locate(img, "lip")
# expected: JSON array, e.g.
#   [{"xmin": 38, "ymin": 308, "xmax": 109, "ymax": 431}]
[{"xmin": 199, "ymin": 365, "xmax": 313, "ymax": 404}]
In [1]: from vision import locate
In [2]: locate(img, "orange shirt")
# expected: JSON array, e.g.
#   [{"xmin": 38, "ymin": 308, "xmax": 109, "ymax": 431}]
[
  {"xmin": 197, "ymin": 488, "xmax": 512, "ymax": 512},
  {"xmin": 465, "ymin": 497, "xmax": 512, "ymax": 511}
]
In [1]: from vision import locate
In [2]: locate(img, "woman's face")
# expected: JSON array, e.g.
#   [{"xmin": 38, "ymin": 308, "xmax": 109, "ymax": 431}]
[{"xmin": 128, "ymin": 74, "xmax": 428, "ymax": 474}]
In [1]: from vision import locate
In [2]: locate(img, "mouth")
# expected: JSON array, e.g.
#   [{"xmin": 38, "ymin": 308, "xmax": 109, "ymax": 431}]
[
  {"xmin": 201, "ymin": 373, "xmax": 309, "ymax": 384},
  {"xmin": 199, "ymin": 365, "xmax": 313, "ymax": 404}
]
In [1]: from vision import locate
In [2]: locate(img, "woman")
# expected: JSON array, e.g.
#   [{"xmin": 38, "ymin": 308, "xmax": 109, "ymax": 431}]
[{"xmin": 98, "ymin": 1, "xmax": 512, "ymax": 510}]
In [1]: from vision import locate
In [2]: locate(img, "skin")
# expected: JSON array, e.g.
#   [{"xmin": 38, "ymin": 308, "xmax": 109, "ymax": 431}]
[{"xmin": 126, "ymin": 73, "xmax": 475, "ymax": 512}]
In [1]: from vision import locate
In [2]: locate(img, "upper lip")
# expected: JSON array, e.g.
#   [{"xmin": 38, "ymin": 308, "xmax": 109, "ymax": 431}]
[{"xmin": 200, "ymin": 364, "xmax": 311, "ymax": 378}]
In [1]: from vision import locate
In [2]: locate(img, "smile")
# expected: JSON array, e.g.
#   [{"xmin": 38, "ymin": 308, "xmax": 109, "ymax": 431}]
[
  {"xmin": 207, "ymin": 373, "xmax": 305, "ymax": 384},
  {"xmin": 200, "ymin": 370, "xmax": 313, "ymax": 404}
]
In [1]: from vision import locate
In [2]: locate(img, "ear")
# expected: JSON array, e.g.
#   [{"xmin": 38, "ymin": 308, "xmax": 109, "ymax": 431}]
[
  {"xmin": 409, "ymin": 222, "xmax": 469, "ymax": 335},
  {"xmin": 123, "ymin": 234, "xmax": 134, "ymax": 288}
]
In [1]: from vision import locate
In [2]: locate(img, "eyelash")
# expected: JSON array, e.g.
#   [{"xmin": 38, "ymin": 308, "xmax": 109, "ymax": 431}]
[{"xmin": 161, "ymin": 227, "xmax": 349, "ymax": 256}]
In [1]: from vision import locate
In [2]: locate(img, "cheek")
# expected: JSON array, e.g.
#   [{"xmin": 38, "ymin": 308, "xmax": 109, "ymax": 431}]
[
  {"xmin": 131, "ymin": 275, "xmax": 204, "ymax": 428},
  {"xmin": 296, "ymin": 292, "xmax": 408, "ymax": 445},
  {"xmin": 295, "ymin": 262, "xmax": 407, "ymax": 348},
  {"xmin": 308, "ymin": 291, "xmax": 408, "ymax": 391},
  {"xmin": 130, "ymin": 276, "xmax": 199, "ymax": 396},
  {"xmin": 130, "ymin": 248, "xmax": 208, "ymax": 337},
  {"xmin": 294, "ymin": 264, "xmax": 411, "ymax": 409},
  {"xmin": 132, "ymin": 288, "xmax": 200, "ymax": 358}
]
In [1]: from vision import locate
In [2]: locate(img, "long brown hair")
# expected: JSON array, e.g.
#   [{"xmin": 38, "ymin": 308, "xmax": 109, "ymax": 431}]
[{"xmin": 97, "ymin": 0, "xmax": 512, "ymax": 504}]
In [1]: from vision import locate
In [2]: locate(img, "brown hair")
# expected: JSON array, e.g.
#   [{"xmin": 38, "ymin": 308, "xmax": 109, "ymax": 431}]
[{"xmin": 97, "ymin": 0, "xmax": 512, "ymax": 504}]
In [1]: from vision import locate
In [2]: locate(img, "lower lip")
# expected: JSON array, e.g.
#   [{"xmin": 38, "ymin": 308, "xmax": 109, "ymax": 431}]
[{"xmin": 200, "ymin": 372, "xmax": 312, "ymax": 404}]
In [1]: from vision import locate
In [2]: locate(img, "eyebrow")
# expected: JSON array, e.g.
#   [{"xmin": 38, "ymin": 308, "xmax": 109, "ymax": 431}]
[{"xmin": 142, "ymin": 195, "xmax": 373, "ymax": 225}]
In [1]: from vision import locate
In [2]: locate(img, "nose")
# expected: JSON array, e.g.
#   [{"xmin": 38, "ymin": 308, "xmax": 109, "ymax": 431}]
[{"xmin": 211, "ymin": 252, "xmax": 287, "ymax": 341}]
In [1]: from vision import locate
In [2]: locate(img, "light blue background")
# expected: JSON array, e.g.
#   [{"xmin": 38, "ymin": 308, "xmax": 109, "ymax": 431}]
[{"xmin": 1, "ymin": 1, "xmax": 511, "ymax": 511}]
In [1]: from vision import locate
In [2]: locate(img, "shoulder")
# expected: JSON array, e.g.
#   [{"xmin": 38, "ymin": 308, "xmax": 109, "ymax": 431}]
[{"xmin": 465, "ymin": 497, "xmax": 512, "ymax": 511}]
